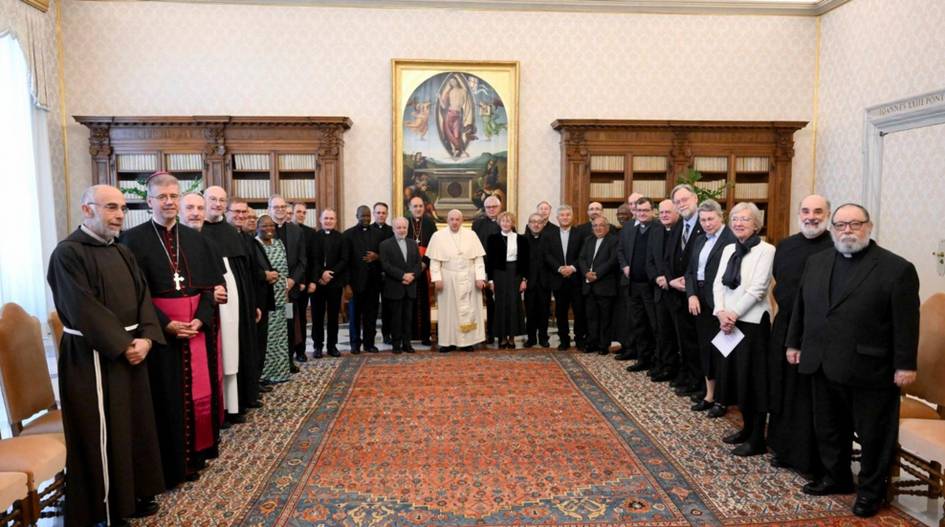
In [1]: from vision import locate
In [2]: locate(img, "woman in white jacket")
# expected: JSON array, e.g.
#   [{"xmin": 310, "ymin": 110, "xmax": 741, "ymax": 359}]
[{"xmin": 712, "ymin": 202, "xmax": 776, "ymax": 457}]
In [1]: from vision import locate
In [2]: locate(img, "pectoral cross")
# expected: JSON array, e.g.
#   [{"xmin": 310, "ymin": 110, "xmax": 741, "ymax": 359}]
[{"xmin": 172, "ymin": 272, "xmax": 184, "ymax": 291}]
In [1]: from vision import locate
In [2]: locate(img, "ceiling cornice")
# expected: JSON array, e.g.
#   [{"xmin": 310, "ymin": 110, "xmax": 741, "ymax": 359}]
[{"xmin": 108, "ymin": 0, "xmax": 853, "ymax": 17}]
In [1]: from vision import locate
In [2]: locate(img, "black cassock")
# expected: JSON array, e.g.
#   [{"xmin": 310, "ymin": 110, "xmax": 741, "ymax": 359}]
[
  {"xmin": 47, "ymin": 228, "xmax": 166, "ymax": 527},
  {"xmin": 202, "ymin": 218, "xmax": 261, "ymax": 413},
  {"xmin": 120, "ymin": 220, "xmax": 223, "ymax": 489},
  {"xmin": 767, "ymin": 230, "xmax": 832, "ymax": 475}
]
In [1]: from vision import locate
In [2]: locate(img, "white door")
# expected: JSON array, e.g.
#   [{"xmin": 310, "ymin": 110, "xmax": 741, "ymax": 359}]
[{"xmin": 879, "ymin": 122, "xmax": 945, "ymax": 301}]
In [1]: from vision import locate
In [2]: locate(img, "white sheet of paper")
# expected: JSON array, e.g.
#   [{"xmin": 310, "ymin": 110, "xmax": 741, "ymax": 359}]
[{"xmin": 712, "ymin": 327, "xmax": 745, "ymax": 358}]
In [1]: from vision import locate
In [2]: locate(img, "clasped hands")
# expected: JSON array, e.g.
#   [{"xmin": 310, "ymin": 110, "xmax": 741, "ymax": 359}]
[
  {"xmin": 401, "ymin": 272, "xmax": 415, "ymax": 285},
  {"xmin": 124, "ymin": 338, "xmax": 152, "ymax": 365},
  {"xmin": 716, "ymin": 310, "xmax": 737, "ymax": 334},
  {"xmin": 166, "ymin": 318, "xmax": 203, "ymax": 340}
]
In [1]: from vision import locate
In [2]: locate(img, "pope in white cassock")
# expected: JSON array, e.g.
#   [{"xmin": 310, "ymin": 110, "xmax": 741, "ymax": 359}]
[{"xmin": 426, "ymin": 209, "xmax": 488, "ymax": 350}]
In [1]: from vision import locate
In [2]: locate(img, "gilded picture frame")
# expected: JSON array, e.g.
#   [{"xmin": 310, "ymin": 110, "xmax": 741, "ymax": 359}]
[{"xmin": 392, "ymin": 59, "xmax": 519, "ymax": 223}]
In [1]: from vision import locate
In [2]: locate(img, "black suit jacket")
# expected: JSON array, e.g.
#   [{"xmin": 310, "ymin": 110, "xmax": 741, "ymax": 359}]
[
  {"xmin": 307, "ymin": 229, "xmax": 348, "ymax": 290},
  {"xmin": 616, "ymin": 221, "xmax": 654, "ymax": 286},
  {"xmin": 372, "ymin": 222, "xmax": 394, "ymax": 242},
  {"xmin": 668, "ymin": 217, "xmax": 705, "ymax": 280},
  {"xmin": 541, "ymin": 227, "xmax": 583, "ymax": 291},
  {"xmin": 786, "ymin": 241, "xmax": 920, "ymax": 388},
  {"xmin": 298, "ymin": 223, "xmax": 318, "ymax": 285},
  {"xmin": 684, "ymin": 227, "xmax": 737, "ymax": 311},
  {"xmin": 379, "ymin": 237, "xmax": 421, "ymax": 300},
  {"xmin": 578, "ymin": 234, "xmax": 619, "ymax": 297},
  {"xmin": 645, "ymin": 224, "xmax": 675, "ymax": 302},
  {"xmin": 343, "ymin": 224, "xmax": 383, "ymax": 293},
  {"xmin": 485, "ymin": 233, "xmax": 529, "ymax": 281},
  {"xmin": 274, "ymin": 222, "xmax": 307, "ymax": 297}
]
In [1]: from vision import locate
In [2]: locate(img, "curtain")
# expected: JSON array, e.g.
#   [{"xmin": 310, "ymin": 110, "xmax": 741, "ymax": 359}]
[
  {"xmin": 0, "ymin": 34, "xmax": 52, "ymax": 319},
  {"xmin": 0, "ymin": 0, "xmax": 53, "ymax": 110}
]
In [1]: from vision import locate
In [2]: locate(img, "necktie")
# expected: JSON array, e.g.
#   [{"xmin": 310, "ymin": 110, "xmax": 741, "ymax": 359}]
[{"xmin": 682, "ymin": 222, "xmax": 691, "ymax": 249}]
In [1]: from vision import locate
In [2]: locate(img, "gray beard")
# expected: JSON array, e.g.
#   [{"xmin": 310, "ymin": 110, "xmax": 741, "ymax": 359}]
[
  {"xmin": 833, "ymin": 236, "xmax": 869, "ymax": 256},
  {"xmin": 799, "ymin": 220, "xmax": 827, "ymax": 239}
]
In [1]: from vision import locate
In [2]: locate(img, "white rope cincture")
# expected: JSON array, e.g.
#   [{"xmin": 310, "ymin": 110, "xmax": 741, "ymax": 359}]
[{"xmin": 63, "ymin": 323, "xmax": 139, "ymax": 527}]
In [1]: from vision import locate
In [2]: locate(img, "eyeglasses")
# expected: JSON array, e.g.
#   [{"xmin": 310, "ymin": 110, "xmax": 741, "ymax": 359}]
[
  {"xmin": 731, "ymin": 216, "xmax": 754, "ymax": 223},
  {"xmin": 149, "ymin": 194, "xmax": 180, "ymax": 202},
  {"xmin": 86, "ymin": 202, "xmax": 129, "ymax": 212},
  {"xmin": 832, "ymin": 220, "xmax": 867, "ymax": 231}
]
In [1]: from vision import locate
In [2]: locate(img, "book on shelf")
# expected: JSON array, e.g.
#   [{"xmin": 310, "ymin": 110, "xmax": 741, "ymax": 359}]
[
  {"xmin": 278, "ymin": 154, "xmax": 317, "ymax": 171},
  {"xmin": 632, "ymin": 156, "xmax": 667, "ymax": 172},
  {"xmin": 279, "ymin": 179, "xmax": 316, "ymax": 200},
  {"xmin": 166, "ymin": 153, "xmax": 203, "ymax": 172},
  {"xmin": 233, "ymin": 179, "xmax": 271, "ymax": 200},
  {"xmin": 631, "ymin": 179, "xmax": 666, "ymax": 199},
  {"xmin": 601, "ymin": 207, "xmax": 619, "ymax": 226},
  {"xmin": 734, "ymin": 182, "xmax": 769, "ymax": 200},
  {"xmin": 589, "ymin": 180, "xmax": 625, "ymax": 199},
  {"xmin": 116, "ymin": 153, "xmax": 157, "ymax": 172},
  {"xmin": 123, "ymin": 209, "xmax": 151, "ymax": 229},
  {"xmin": 233, "ymin": 154, "xmax": 271, "ymax": 171},
  {"xmin": 694, "ymin": 156, "xmax": 728, "ymax": 173},
  {"xmin": 735, "ymin": 157, "xmax": 770, "ymax": 172},
  {"xmin": 589, "ymin": 155, "xmax": 624, "ymax": 172}
]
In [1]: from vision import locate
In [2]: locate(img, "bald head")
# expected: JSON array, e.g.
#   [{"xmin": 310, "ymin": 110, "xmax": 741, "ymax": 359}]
[
  {"xmin": 81, "ymin": 185, "xmax": 126, "ymax": 240},
  {"xmin": 798, "ymin": 194, "xmax": 831, "ymax": 239},
  {"xmin": 203, "ymin": 185, "xmax": 227, "ymax": 221}
]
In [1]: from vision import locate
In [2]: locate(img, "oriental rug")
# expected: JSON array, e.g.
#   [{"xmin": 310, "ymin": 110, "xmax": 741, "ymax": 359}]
[{"xmin": 135, "ymin": 351, "xmax": 924, "ymax": 526}]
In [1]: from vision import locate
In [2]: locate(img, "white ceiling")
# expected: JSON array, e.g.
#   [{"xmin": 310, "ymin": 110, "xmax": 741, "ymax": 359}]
[{"xmin": 120, "ymin": 0, "xmax": 852, "ymax": 16}]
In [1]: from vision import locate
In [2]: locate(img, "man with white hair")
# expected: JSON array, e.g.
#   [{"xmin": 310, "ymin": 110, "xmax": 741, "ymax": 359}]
[
  {"xmin": 473, "ymin": 195, "xmax": 502, "ymax": 345},
  {"xmin": 767, "ymin": 194, "xmax": 833, "ymax": 475},
  {"xmin": 48, "ymin": 184, "xmax": 166, "ymax": 526},
  {"xmin": 786, "ymin": 203, "xmax": 919, "ymax": 518},
  {"xmin": 427, "ymin": 209, "xmax": 488, "ymax": 351}
]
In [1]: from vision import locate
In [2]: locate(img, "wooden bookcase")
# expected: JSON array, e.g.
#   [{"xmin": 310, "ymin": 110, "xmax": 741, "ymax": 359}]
[
  {"xmin": 75, "ymin": 116, "xmax": 352, "ymax": 228},
  {"xmin": 551, "ymin": 119, "xmax": 807, "ymax": 243}
]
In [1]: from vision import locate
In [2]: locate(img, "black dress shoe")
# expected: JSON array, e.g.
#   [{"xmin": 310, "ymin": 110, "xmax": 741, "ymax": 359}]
[
  {"xmin": 439, "ymin": 345, "xmax": 454, "ymax": 353},
  {"xmin": 651, "ymin": 370, "xmax": 675, "ymax": 382},
  {"xmin": 351, "ymin": 348, "xmax": 361, "ymax": 355},
  {"xmin": 184, "ymin": 471, "xmax": 201, "ymax": 482},
  {"xmin": 722, "ymin": 429, "xmax": 749, "ymax": 444},
  {"xmin": 258, "ymin": 384, "xmax": 274, "ymax": 393},
  {"xmin": 691, "ymin": 399, "xmax": 714, "ymax": 411},
  {"xmin": 404, "ymin": 345, "xmax": 415, "ymax": 353},
  {"xmin": 706, "ymin": 403, "xmax": 727, "ymax": 418},
  {"xmin": 246, "ymin": 399, "xmax": 262, "ymax": 409},
  {"xmin": 525, "ymin": 339, "xmax": 537, "ymax": 348},
  {"xmin": 731, "ymin": 443, "xmax": 766, "ymax": 457},
  {"xmin": 852, "ymin": 495, "xmax": 882, "ymax": 518},
  {"xmin": 557, "ymin": 341, "xmax": 571, "ymax": 351},
  {"xmin": 769, "ymin": 455, "xmax": 789, "ymax": 468},
  {"xmin": 421, "ymin": 339, "xmax": 432, "ymax": 346},
  {"xmin": 130, "ymin": 496, "xmax": 159, "ymax": 518},
  {"xmin": 626, "ymin": 361, "xmax": 652, "ymax": 372},
  {"xmin": 313, "ymin": 348, "xmax": 323, "ymax": 359},
  {"xmin": 613, "ymin": 350, "xmax": 634, "ymax": 361},
  {"xmin": 364, "ymin": 345, "xmax": 380, "ymax": 353},
  {"xmin": 294, "ymin": 352, "xmax": 308, "ymax": 362},
  {"xmin": 289, "ymin": 362, "xmax": 300, "ymax": 374},
  {"xmin": 226, "ymin": 412, "xmax": 247, "ymax": 425},
  {"xmin": 802, "ymin": 479, "xmax": 855, "ymax": 496},
  {"xmin": 539, "ymin": 339, "xmax": 550, "ymax": 347},
  {"xmin": 460, "ymin": 346, "xmax": 474, "ymax": 352},
  {"xmin": 485, "ymin": 336, "xmax": 495, "ymax": 344},
  {"xmin": 392, "ymin": 347, "xmax": 403, "ymax": 354},
  {"xmin": 328, "ymin": 348, "xmax": 341, "ymax": 357}
]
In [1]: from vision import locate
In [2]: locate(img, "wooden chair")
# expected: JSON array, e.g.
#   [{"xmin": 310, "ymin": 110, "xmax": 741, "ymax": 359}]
[
  {"xmin": 0, "ymin": 303, "xmax": 66, "ymax": 522},
  {"xmin": 47, "ymin": 311, "xmax": 63, "ymax": 359},
  {"xmin": 0, "ymin": 436, "xmax": 66, "ymax": 526},
  {"xmin": 889, "ymin": 293, "xmax": 945, "ymax": 526},
  {"xmin": 0, "ymin": 471, "xmax": 28, "ymax": 527}
]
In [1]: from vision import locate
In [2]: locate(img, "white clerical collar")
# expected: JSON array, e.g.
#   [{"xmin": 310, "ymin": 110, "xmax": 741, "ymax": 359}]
[
  {"xmin": 80, "ymin": 225, "xmax": 114, "ymax": 246},
  {"xmin": 207, "ymin": 216, "xmax": 224, "ymax": 224}
]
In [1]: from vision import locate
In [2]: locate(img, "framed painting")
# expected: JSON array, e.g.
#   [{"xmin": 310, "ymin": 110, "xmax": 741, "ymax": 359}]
[{"xmin": 392, "ymin": 59, "xmax": 519, "ymax": 223}]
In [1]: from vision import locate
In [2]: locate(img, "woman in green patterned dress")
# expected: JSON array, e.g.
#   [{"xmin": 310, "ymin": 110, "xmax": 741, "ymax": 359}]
[{"xmin": 256, "ymin": 215, "xmax": 291, "ymax": 384}]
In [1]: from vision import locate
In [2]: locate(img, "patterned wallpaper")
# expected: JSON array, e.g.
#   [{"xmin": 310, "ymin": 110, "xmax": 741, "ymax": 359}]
[
  {"xmin": 815, "ymin": 0, "xmax": 945, "ymax": 205},
  {"xmin": 59, "ymin": 1, "xmax": 816, "ymax": 229}
]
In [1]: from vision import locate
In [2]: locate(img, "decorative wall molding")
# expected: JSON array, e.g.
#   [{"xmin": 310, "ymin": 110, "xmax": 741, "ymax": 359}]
[
  {"xmin": 94, "ymin": 0, "xmax": 850, "ymax": 16},
  {"xmin": 862, "ymin": 88, "xmax": 945, "ymax": 237}
]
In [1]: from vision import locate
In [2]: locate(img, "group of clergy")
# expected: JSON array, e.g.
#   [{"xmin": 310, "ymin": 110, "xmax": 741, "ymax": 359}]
[{"xmin": 46, "ymin": 170, "xmax": 921, "ymax": 526}]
